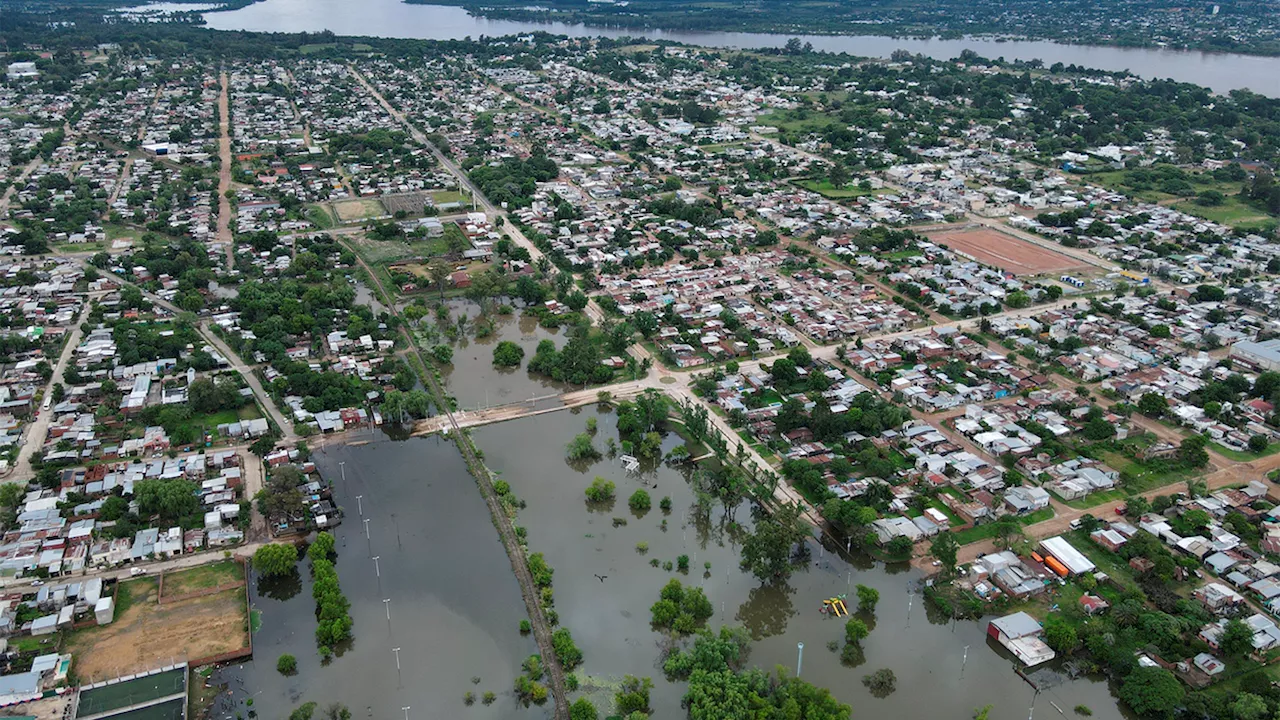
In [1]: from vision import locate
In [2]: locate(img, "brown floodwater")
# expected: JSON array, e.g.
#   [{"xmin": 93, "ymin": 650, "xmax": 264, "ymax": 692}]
[
  {"xmin": 437, "ymin": 300, "xmax": 570, "ymax": 411},
  {"xmin": 471, "ymin": 408, "xmax": 1135, "ymax": 720},
  {"xmin": 212, "ymin": 432, "xmax": 545, "ymax": 720}
]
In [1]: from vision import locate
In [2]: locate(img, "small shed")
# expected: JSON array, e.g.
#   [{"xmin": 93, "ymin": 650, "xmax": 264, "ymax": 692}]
[{"xmin": 95, "ymin": 597, "xmax": 114, "ymax": 625}]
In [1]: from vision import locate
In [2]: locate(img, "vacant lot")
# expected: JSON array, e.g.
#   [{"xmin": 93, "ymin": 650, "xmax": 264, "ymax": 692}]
[
  {"xmin": 380, "ymin": 191, "xmax": 429, "ymax": 216},
  {"xmin": 160, "ymin": 560, "xmax": 244, "ymax": 599},
  {"xmin": 927, "ymin": 228, "xmax": 1086, "ymax": 275},
  {"xmin": 333, "ymin": 198, "xmax": 386, "ymax": 222},
  {"xmin": 67, "ymin": 569, "xmax": 248, "ymax": 681}
]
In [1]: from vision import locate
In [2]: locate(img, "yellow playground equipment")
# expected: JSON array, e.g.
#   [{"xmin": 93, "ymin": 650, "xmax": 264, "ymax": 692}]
[{"xmin": 821, "ymin": 596, "xmax": 848, "ymax": 617}]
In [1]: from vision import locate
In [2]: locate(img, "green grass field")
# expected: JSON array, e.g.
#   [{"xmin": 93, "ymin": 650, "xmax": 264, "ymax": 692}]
[
  {"xmin": 306, "ymin": 203, "xmax": 336, "ymax": 229},
  {"xmin": 161, "ymin": 560, "xmax": 244, "ymax": 598},
  {"xmin": 1207, "ymin": 440, "xmax": 1280, "ymax": 462},
  {"xmin": 1098, "ymin": 451, "xmax": 1199, "ymax": 495},
  {"xmin": 795, "ymin": 179, "xmax": 882, "ymax": 199},
  {"xmin": 756, "ymin": 109, "xmax": 842, "ymax": 134},
  {"xmin": 430, "ymin": 190, "xmax": 468, "ymax": 206},
  {"xmin": 952, "ymin": 507, "xmax": 1055, "ymax": 545},
  {"xmin": 1172, "ymin": 198, "xmax": 1274, "ymax": 228}
]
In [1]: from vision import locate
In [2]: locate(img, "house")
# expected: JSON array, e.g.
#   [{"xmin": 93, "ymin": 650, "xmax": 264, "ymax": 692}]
[
  {"xmin": 1004, "ymin": 486, "xmax": 1050, "ymax": 514},
  {"xmin": 1194, "ymin": 582, "xmax": 1245, "ymax": 613},
  {"xmin": 1079, "ymin": 594, "xmax": 1110, "ymax": 615},
  {"xmin": 1090, "ymin": 528, "xmax": 1127, "ymax": 553},
  {"xmin": 987, "ymin": 611, "xmax": 1055, "ymax": 666}
]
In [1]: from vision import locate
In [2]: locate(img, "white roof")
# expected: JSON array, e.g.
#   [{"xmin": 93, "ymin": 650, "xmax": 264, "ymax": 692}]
[{"xmin": 1039, "ymin": 535, "xmax": 1096, "ymax": 575}]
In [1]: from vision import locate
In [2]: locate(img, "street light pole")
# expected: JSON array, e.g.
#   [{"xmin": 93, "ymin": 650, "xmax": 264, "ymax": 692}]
[
  {"xmin": 372, "ymin": 556, "xmax": 380, "ymax": 577},
  {"xmin": 383, "ymin": 598, "xmax": 391, "ymax": 621},
  {"xmin": 392, "ymin": 646, "xmax": 402, "ymax": 686},
  {"xmin": 796, "ymin": 642, "xmax": 804, "ymax": 677},
  {"xmin": 401, "ymin": 707, "xmax": 410, "ymax": 720},
  {"xmin": 363, "ymin": 518, "xmax": 371, "ymax": 539},
  {"xmin": 339, "ymin": 461, "xmax": 346, "ymax": 484},
  {"xmin": 355, "ymin": 494, "xmax": 363, "ymax": 516}
]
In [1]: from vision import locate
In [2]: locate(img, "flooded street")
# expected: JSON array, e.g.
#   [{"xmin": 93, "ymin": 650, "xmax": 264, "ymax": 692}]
[
  {"xmin": 472, "ymin": 409, "xmax": 1132, "ymax": 720},
  {"xmin": 438, "ymin": 300, "xmax": 570, "ymax": 410},
  {"xmin": 214, "ymin": 433, "xmax": 542, "ymax": 720},
  {"xmin": 214, "ymin": 364, "xmax": 1130, "ymax": 720}
]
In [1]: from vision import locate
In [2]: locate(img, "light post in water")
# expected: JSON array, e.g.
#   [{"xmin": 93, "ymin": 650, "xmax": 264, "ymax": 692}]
[{"xmin": 796, "ymin": 642, "xmax": 804, "ymax": 677}]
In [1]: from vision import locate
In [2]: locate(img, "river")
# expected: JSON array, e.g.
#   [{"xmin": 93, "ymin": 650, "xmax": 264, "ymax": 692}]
[{"xmin": 194, "ymin": 0, "xmax": 1280, "ymax": 96}]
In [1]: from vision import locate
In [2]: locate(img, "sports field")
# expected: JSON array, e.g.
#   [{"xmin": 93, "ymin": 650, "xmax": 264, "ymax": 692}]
[
  {"xmin": 927, "ymin": 228, "xmax": 1086, "ymax": 275},
  {"xmin": 77, "ymin": 668, "xmax": 186, "ymax": 718}
]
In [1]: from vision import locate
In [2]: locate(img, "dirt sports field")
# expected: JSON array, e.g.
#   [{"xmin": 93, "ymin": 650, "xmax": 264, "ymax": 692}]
[
  {"xmin": 927, "ymin": 228, "xmax": 1087, "ymax": 276},
  {"xmin": 66, "ymin": 566, "xmax": 248, "ymax": 681}
]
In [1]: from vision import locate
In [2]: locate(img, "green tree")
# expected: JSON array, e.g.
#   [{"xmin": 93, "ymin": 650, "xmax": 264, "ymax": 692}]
[
  {"xmin": 855, "ymin": 584, "xmax": 879, "ymax": 613},
  {"xmin": 1044, "ymin": 616, "xmax": 1078, "ymax": 653},
  {"xmin": 1229, "ymin": 693, "xmax": 1268, "ymax": 720},
  {"xmin": 1118, "ymin": 667, "xmax": 1184, "ymax": 718},
  {"xmin": 569, "ymin": 698, "xmax": 598, "ymax": 720},
  {"xmin": 741, "ymin": 503, "xmax": 808, "ymax": 583},
  {"xmin": 253, "ymin": 543, "xmax": 299, "ymax": 577},
  {"xmin": 1137, "ymin": 393, "xmax": 1168, "ymax": 417},
  {"xmin": 1219, "ymin": 618, "xmax": 1254, "ymax": 657},
  {"xmin": 1248, "ymin": 435, "xmax": 1269, "ymax": 453},
  {"xmin": 930, "ymin": 532, "xmax": 958, "ymax": 575},
  {"xmin": 277, "ymin": 654, "xmax": 297, "ymax": 674},
  {"xmin": 844, "ymin": 617, "xmax": 869, "ymax": 646},
  {"xmin": 566, "ymin": 433, "xmax": 600, "ymax": 461},
  {"xmin": 1005, "ymin": 291, "xmax": 1031, "ymax": 309},
  {"xmin": 1179, "ymin": 435, "xmax": 1209, "ymax": 468},
  {"xmin": 628, "ymin": 489, "xmax": 651, "ymax": 512},
  {"xmin": 584, "ymin": 476, "xmax": 615, "ymax": 502},
  {"xmin": 492, "ymin": 340, "xmax": 525, "ymax": 368}
]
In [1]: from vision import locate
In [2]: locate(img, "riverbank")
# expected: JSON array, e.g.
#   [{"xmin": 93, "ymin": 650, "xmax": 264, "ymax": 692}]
[
  {"xmin": 199, "ymin": 0, "xmax": 1280, "ymax": 96},
  {"xmin": 404, "ymin": 0, "xmax": 1280, "ymax": 58}
]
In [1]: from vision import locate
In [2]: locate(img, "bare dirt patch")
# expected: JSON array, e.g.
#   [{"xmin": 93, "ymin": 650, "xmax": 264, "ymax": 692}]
[
  {"xmin": 926, "ymin": 228, "xmax": 1086, "ymax": 275},
  {"xmin": 66, "ymin": 574, "xmax": 248, "ymax": 681},
  {"xmin": 333, "ymin": 198, "xmax": 386, "ymax": 222}
]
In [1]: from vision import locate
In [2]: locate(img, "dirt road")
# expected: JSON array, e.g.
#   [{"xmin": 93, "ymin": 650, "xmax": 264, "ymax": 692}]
[
  {"xmin": 8, "ymin": 301, "xmax": 97, "ymax": 482},
  {"xmin": 216, "ymin": 71, "xmax": 234, "ymax": 268}
]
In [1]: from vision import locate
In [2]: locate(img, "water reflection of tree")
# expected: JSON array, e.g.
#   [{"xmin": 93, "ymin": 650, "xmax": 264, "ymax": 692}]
[
  {"xmin": 735, "ymin": 583, "xmax": 797, "ymax": 640},
  {"xmin": 379, "ymin": 423, "xmax": 414, "ymax": 442},
  {"xmin": 257, "ymin": 568, "xmax": 302, "ymax": 601}
]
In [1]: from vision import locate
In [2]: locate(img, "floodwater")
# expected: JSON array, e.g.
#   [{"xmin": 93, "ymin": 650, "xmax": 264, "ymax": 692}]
[
  {"xmin": 212, "ymin": 433, "xmax": 543, "ymax": 720},
  {"xmin": 437, "ymin": 299, "xmax": 570, "ymax": 410},
  {"xmin": 472, "ymin": 409, "xmax": 1132, "ymax": 720},
  {"xmin": 200, "ymin": 0, "xmax": 1280, "ymax": 96}
]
